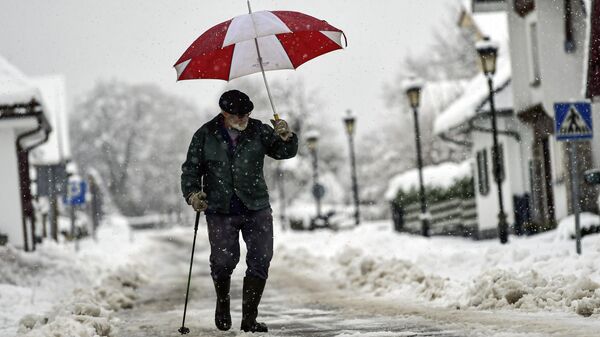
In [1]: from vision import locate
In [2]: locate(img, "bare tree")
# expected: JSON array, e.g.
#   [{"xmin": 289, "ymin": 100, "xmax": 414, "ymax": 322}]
[
  {"xmin": 71, "ymin": 80, "xmax": 207, "ymax": 216},
  {"xmin": 381, "ymin": 5, "xmax": 479, "ymax": 170}
]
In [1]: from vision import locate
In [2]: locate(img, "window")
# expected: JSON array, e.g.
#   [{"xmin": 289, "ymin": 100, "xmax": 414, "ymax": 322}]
[
  {"xmin": 527, "ymin": 21, "xmax": 542, "ymax": 86},
  {"xmin": 477, "ymin": 149, "xmax": 490, "ymax": 195}
]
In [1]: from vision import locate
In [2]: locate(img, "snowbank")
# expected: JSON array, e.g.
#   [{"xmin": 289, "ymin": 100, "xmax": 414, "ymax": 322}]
[
  {"xmin": 275, "ymin": 221, "xmax": 600, "ymax": 317},
  {"xmin": 0, "ymin": 215, "xmax": 147, "ymax": 336},
  {"xmin": 555, "ymin": 213, "xmax": 600, "ymax": 241}
]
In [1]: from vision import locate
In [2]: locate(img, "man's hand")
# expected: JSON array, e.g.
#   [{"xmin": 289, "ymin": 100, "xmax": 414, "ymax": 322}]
[
  {"xmin": 270, "ymin": 119, "xmax": 293, "ymax": 142},
  {"xmin": 188, "ymin": 191, "xmax": 208, "ymax": 212}
]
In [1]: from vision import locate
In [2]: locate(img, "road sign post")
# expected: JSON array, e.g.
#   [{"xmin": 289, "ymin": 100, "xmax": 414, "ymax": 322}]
[
  {"xmin": 554, "ymin": 102, "xmax": 593, "ymax": 255},
  {"xmin": 64, "ymin": 179, "xmax": 87, "ymax": 250}
]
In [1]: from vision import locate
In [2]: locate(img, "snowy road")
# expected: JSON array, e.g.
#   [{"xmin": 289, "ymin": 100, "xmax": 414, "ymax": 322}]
[
  {"xmin": 112, "ymin": 231, "xmax": 460, "ymax": 337},
  {"xmin": 109, "ymin": 228, "xmax": 600, "ymax": 337}
]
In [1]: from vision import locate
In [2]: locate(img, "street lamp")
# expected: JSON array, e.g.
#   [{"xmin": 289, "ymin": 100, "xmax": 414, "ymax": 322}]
[
  {"xmin": 476, "ymin": 37, "xmax": 509, "ymax": 244},
  {"xmin": 403, "ymin": 77, "xmax": 430, "ymax": 237},
  {"xmin": 305, "ymin": 130, "xmax": 322, "ymax": 219},
  {"xmin": 343, "ymin": 110, "xmax": 360, "ymax": 226}
]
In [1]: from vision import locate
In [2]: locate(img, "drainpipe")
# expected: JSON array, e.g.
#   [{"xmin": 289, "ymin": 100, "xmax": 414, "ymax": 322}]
[{"xmin": 15, "ymin": 100, "xmax": 52, "ymax": 251}]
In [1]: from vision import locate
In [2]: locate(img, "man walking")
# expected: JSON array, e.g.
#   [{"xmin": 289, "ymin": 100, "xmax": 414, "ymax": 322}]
[{"xmin": 181, "ymin": 89, "xmax": 298, "ymax": 333}]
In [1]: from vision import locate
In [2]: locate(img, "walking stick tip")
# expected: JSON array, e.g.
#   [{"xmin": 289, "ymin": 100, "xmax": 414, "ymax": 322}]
[{"xmin": 178, "ymin": 326, "xmax": 190, "ymax": 334}]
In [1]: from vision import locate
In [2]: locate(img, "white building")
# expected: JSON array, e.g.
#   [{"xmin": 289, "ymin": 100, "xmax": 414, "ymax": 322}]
[
  {"xmin": 435, "ymin": 2, "xmax": 530, "ymax": 238},
  {"xmin": 0, "ymin": 55, "xmax": 51, "ymax": 251},
  {"xmin": 435, "ymin": 0, "xmax": 598, "ymax": 238},
  {"xmin": 584, "ymin": 0, "xmax": 600, "ymax": 170},
  {"xmin": 505, "ymin": 0, "xmax": 597, "ymax": 223}
]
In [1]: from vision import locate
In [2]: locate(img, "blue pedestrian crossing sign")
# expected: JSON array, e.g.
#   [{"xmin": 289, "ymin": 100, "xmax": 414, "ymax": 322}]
[
  {"xmin": 63, "ymin": 180, "xmax": 87, "ymax": 205},
  {"xmin": 554, "ymin": 102, "xmax": 593, "ymax": 141}
]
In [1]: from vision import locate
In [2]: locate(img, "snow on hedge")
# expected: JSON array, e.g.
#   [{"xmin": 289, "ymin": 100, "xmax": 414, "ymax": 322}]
[
  {"xmin": 276, "ymin": 221, "xmax": 600, "ymax": 317},
  {"xmin": 384, "ymin": 160, "xmax": 472, "ymax": 201}
]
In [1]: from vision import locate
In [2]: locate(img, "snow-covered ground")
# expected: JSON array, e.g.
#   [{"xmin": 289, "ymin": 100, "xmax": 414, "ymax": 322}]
[
  {"xmin": 276, "ymin": 217, "xmax": 600, "ymax": 318},
  {"xmin": 0, "ymin": 215, "xmax": 149, "ymax": 336},
  {"xmin": 3, "ymin": 212, "xmax": 600, "ymax": 336}
]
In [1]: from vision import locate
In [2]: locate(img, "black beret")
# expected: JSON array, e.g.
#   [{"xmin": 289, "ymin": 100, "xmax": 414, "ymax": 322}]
[{"xmin": 219, "ymin": 90, "xmax": 254, "ymax": 115}]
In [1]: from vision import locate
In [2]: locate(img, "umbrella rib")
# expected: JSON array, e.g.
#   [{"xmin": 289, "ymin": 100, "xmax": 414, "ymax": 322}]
[{"xmin": 247, "ymin": 0, "xmax": 279, "ymax": 119}]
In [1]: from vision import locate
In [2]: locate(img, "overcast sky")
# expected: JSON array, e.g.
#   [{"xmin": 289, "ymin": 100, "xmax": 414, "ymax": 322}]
[{"xmin": 1, "ymin": 0, "xmax": 456, "ymax": 137}]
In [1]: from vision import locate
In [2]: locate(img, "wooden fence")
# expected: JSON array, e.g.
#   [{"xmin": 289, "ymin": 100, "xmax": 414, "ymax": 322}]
[{"xmin": 398, "ymin": 198, "xmax": 477, "ymax": 237}]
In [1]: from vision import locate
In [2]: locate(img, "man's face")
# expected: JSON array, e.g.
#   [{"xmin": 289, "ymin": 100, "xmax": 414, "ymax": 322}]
[{"xmin": 222, "ymin": 111, "xmax": 250, "ymax": 131}]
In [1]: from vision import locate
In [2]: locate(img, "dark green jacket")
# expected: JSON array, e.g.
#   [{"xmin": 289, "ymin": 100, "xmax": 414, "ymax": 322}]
[{"xmin": 181, "ymin": 114, "xmax": 298, "ymax": 214}]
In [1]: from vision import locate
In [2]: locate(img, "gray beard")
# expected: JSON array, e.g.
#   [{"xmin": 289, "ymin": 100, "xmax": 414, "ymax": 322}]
[{"xmin": 229, "ymin": 121, "xmax": 248, "ymax": 131}]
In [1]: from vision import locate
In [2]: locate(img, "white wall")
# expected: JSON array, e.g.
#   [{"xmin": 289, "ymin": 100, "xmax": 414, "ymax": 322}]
[
  {"xmin": 472, "ymin": 117, "xmax": 520, "ymax": 232},
  {"xmin": 508, "ymin": 1, "xmax": 587, "ymax": 113},
  {"xmin": 0, "ymin": 128, "xmax": 25, "ymax": 248},
  {"xmin": 537, "ymin": 1, "xmax": 587, "ymax": 113}
]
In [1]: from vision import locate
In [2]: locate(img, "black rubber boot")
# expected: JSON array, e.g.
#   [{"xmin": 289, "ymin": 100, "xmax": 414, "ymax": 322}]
[
  {"xmin": 213, "ymin": 277, "xmax": 231, "ymax": 331},
  {"xmin": 240, "ymin": 276, "xmax": 268, "ymax": 333}
]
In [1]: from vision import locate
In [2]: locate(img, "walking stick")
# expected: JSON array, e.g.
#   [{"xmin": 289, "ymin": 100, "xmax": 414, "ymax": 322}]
[{"xmin": 178, "ymin": 211, "xmax": 201, "ymax": 335}]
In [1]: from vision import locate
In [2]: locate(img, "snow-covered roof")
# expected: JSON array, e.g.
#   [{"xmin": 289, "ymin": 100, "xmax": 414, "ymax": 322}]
[
  {"xmin": 433, "ymin": 57, "xmax": 511, "ymax": 135},
  {"xmin": 30, "ymin": 75, "xmax": 71, "ymax": 165},
  {"xmin": 434, "ymin": 3, "xmax": 512, "ymax": 135},
  {"xmin": 384, "ymin": 160, "xmax": 473, "ymax": 201},
  {"xmin": 0, "ymin": 55, "xmax": 42, "ymax": 106},
  {"xmin": 420, "ymin": 79, "xmax": 470, "ymax": 112},
  {"xmin": 472, "ymin": 12, "xmax": 509, "ymax": 51},
  {"xmin": 477, "ymin": 77, "xmax": 512, "ymax": 113}
]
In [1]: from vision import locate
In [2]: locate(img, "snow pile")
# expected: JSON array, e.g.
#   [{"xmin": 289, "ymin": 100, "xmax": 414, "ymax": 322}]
[
  {"xmin": 466, "ymin": 269, "xmax": 600, "ymax": 316},
  {"xmin": 275, "ymin": 220, "xmax": 600, "ymax": 317},
  {"xmin": 0, "ymin": 215, "xmax": 147, "ymax": 336},
  {"xmin": 17, "ymin": 268, "xmax": 145, "ymax": 336}
]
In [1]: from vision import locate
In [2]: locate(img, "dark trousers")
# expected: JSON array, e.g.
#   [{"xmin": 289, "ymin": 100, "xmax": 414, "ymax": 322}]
[{"xmin": 205, "ymin": 208, "xmax": 273, "ymax": 280}]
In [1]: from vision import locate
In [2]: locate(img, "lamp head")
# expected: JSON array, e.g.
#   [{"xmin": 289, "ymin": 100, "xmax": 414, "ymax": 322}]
[
  {"xmin": 403, "ymin": 77, "xmax": 424, "ymax": 109},
  {"xmin": 476, "ymin": 37, "xmax": 499, "ymax": 75},
  {"xmin": 305, "ymin": 129, "xmax": 320, "ymax": 151},
  {"xmin": 343, "ymin": 109, "xmax": 356, "ymax": 135}
]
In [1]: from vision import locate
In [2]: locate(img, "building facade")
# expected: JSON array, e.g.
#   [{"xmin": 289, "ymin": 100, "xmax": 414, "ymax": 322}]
[
  {"xmin": 506, "ymin": 0, "xmax": 598, "ymax": 224},
  {"xmin": 0, "ymin": 56, "xmax": 51, "ymax": 250}
]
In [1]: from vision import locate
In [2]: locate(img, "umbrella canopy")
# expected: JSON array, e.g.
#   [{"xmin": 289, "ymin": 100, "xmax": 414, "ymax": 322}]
[{"xmin": 174, "ymin": 10, "xmax": 346, "ymax": 81}]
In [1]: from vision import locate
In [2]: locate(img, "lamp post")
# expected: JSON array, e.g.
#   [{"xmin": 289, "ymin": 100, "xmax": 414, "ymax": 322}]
[
  {"xmin": 404, "ymin": 77, "xmax": 429, "ymax": 237},
  {"xmin": 305, "ymin": 130, "xmax": 322, "ymax": 219},
  {"xmin": 343, "ymin": 110, "xmax": 360, "ymax": 226},
  {"xmin": 476, "ymin": 37, "xmax": 509, "ymax": 244}
]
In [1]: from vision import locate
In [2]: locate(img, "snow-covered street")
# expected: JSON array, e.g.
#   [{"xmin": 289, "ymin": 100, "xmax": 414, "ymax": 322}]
[
  {"xmin": 110, "ymin": 227, "xmax": 458, "ymax": 337},
  {"xmin": 6, "ymin": 215, "xmax": 600, "ymax": 336}
]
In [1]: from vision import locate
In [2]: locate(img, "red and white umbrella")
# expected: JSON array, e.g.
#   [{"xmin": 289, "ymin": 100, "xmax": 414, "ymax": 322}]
[{"xmin": 174, "ymin": 2, "xmax": 346, "ymax": 119}]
